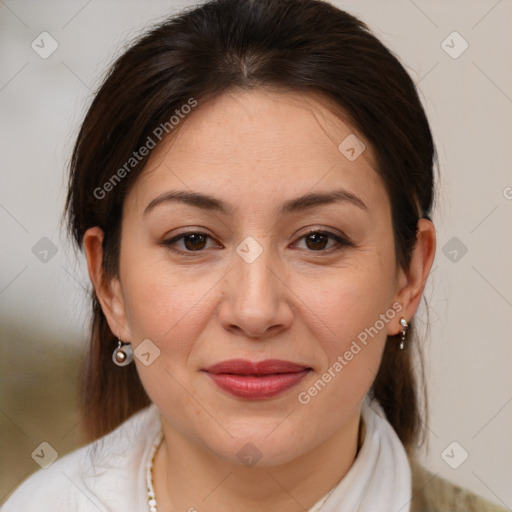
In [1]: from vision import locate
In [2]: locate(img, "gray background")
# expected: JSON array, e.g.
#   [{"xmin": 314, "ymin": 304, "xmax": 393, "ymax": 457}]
[{"xmin": 1, "ymin": 0, "xmax": 511, "ymax": 507}]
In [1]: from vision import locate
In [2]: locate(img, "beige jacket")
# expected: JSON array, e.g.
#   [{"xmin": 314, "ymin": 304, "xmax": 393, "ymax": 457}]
[{"xmin": 409, "ymin": 458, "xmax": 509, "ymax": 512}]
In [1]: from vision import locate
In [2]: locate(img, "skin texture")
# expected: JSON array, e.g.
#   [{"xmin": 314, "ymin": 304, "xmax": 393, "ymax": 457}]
[{"xmin": 83, "ymin": 88, "xmax": 436, "ymax": 511}]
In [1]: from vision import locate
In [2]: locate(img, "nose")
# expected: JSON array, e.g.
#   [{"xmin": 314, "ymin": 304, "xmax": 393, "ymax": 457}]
[{"xmin": 217, "ymin": 242, "xmax": 293, "ymax": 340}]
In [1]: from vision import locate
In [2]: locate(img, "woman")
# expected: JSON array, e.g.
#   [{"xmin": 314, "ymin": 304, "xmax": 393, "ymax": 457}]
[{"xmin": 1, "ymin": 0, "xmax": 506, "ymax": 510}]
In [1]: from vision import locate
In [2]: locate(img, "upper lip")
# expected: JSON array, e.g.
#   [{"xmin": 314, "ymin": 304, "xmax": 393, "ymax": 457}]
[{"xmin": 204, "ymin": 359, "xmax": 310, "ymax": 375}]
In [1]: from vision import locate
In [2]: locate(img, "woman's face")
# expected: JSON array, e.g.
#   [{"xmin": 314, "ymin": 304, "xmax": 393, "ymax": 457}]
[{"xmin": 104, "ymin": 89, "xmax": 410, "ymax": 465}]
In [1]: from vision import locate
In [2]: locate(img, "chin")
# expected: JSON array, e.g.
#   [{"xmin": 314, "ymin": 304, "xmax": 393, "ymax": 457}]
[{"xmin": 203, "ymin": 424, "xmax": 313, "ymax": 468}]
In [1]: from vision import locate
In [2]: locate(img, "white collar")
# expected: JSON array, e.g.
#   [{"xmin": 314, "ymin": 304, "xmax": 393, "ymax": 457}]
[
  {"xmin": 81, "ymin": 397, "xmax": 411, "ymax": 512},
  {"xmin": 308, "ymin": 397, "xmax": 412, "ymax": 512}
]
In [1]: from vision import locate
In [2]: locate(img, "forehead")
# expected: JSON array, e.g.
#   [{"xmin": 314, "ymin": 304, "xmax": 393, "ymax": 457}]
[{"xmin": 125, "ymin": 88, "xmax": 386, "ymax": 215}]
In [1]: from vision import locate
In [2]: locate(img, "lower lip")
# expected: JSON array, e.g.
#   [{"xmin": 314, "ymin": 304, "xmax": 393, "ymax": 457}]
[{"xmin": 205, "ymin": 370, "xmax": 310, "ymax": 399}]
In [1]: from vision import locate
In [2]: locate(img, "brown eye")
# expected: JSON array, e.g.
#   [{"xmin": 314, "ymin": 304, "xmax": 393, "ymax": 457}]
[
  {"xmin": 163, "ymin": 230, "xmax": 353, "ymax": 255},
  {"xmin": 163, "ymin": 232, "xmax": 213, "ymax": 252},
  {"xmin": 305, "ymin": 232, "xmax": 330, "ymax": 250},
  {"xmin": 296, "ymin": 230, "xmax": 353, "ymax": 253},
  {"xmin": 182, "ymin": 233, "xmax": 208, "ymax": 251}
]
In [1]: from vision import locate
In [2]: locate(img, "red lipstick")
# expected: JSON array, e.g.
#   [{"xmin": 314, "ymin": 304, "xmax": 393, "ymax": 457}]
[{"xmin": 203, "ymin": 359, "xmax": 311, "ymax": 399}]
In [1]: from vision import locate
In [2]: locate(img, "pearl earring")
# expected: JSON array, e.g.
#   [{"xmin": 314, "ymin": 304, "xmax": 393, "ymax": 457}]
[{"xmin": 112, "ymin": 338, "xmax": 134, "ymax": 366}]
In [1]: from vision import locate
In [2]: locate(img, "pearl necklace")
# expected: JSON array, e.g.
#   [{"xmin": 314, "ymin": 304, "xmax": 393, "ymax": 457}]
[
  {"xmin": 144, "ymin": 424, "xmax": 363, "ymax": 512},
  {"xmin": 146, "ymin": 430, "xmax": 164, "ymax": 512}
]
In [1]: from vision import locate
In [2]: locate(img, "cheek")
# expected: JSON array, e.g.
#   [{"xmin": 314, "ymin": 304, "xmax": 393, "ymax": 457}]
[
  {"xmin": 119, "ymin": 257, "xmax": 208, "ymax": 422},
  {"xmin": 298, "ymin": 247, "xmax": 397, "ymax": 395},
  {"xmin": 306, "ymin": 253, "xmax": 396, "ymax": 345},
  {"xmin": 119, "ymin": 239, "xmax": 212, "ymax": 346},
  {"xmin": 293, "ymin": 271, "xmax": 394, "ymax": 429}
]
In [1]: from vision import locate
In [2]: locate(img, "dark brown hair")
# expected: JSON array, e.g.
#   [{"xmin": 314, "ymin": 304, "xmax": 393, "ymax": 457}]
[{"xmin": 65, "ymin": 0, "xmax": 436, "ymax": 448}]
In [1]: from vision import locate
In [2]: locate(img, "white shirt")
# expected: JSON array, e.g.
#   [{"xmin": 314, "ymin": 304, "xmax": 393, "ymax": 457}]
[
  {"xmin": 1, "ymin": 403, "xmax": 162, "ymax": 511},
  {"xmin": 1, "ymin": 398, "xmax": 411, "ymax": 511}
]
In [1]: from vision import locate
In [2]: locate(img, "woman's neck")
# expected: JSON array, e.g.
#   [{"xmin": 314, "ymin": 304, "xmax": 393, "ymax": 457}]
[{"xmin": 152, "ymin": 409, "xmax": 362, "ymax": 512}]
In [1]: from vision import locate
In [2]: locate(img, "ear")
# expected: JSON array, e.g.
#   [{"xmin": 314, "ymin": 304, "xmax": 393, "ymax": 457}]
[
  {"xmin": 83, "ymin": 226, "xmax": 131, "ymax": 341},
  {"xmin": 388, "ymin": 218, "xmax": 436, "ymax": 334}
]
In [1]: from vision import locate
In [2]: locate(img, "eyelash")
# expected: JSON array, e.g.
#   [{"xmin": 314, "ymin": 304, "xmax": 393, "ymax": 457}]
[{"xmin": 161, "ymin": 229, "xmax": 353, "ymax": 255}]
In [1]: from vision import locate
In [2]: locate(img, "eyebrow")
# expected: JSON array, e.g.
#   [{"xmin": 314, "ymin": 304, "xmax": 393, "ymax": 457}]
[{"xmin": 143, "ymin": 188, "xmax": 367, "ymax": 216}]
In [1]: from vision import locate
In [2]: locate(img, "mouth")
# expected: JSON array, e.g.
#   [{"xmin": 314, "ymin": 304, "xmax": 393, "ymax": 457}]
[{"xmin": 202, "ymin": 359, "xmax": 312, "ymax": 399}]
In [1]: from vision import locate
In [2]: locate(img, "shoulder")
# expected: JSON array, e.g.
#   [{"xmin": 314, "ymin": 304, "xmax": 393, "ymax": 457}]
[
  {"xmin": 0, "ymin": 445, "xmax": 97, "ymax": 511},
  {"xmin": 409, "ymin": 458, "xmax": 508, "ymax": 512},
  {"xmin": 0, "ymin": 404, "xmax": 161, "ymax": 512}
]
